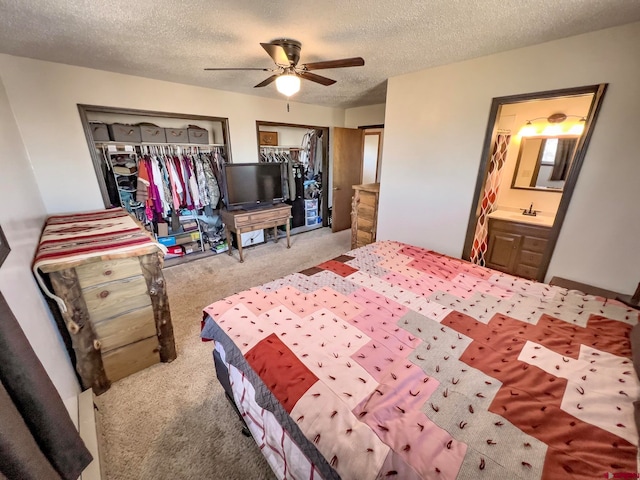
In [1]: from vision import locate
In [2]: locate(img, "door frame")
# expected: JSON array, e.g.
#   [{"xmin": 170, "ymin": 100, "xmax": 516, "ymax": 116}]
[
  {"xmin": 255, "ymin": 121, "xmax": 330, "ymax": 228},
  {"xmin": 461, "ymin": 84, "xmax": 607, "ymax": 281}
]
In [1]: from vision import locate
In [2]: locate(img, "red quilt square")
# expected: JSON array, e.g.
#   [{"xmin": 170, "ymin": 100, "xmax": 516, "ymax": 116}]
[
  {"xmin": 245, "ymin": 333, "xmax": 318, "ymax": 413},
  {"xmin": 317, "ymin": 259, "xmax": 358, "ymax": 277}
]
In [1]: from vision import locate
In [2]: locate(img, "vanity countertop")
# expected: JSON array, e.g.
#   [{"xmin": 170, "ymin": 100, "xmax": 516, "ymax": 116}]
[{"xmin": 488, "ymin": 209, "xmax": 554, "ymax": 228}]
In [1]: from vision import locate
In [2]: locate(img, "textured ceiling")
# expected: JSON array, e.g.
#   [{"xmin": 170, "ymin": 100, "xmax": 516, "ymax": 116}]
[{"xmin": 1, "ymin": 1, "xmax": 639, "ymax": 108}]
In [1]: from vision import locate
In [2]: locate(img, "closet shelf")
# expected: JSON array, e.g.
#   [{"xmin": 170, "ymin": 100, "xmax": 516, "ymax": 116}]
[
  {"xmin": 259, "ymin": 145, "xmax": 302, "ymax": 149},
  {"xmin": 95, "ymin": 141, "xmax": 226, "ymax": 148}
]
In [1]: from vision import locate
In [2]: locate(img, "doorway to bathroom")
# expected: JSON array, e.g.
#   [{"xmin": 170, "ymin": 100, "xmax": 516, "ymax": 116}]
[{"xmin": 462, "ymin": 84, "xmax": 607, "ymax": 281}]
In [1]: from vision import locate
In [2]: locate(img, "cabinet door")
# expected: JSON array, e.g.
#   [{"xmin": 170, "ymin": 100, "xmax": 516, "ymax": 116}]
[{"xmin": 486, "ymin": 231, "xmax": 522, "ymax": 273}]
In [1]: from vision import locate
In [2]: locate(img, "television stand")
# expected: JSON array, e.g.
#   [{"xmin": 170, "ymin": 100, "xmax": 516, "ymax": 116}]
[{"xmin": 220, "ymin": 204, "xmax": 292, "ymax": 263}]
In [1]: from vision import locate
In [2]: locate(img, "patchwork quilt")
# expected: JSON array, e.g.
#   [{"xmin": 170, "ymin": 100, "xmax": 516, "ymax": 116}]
[{"xmin": 202, "ymin": 241, "xmax": 639, "ymax": 480}]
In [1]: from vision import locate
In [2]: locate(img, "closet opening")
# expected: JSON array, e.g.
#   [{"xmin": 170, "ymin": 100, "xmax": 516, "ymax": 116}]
[
  {"xmin": 255, "ymin": 121, "xmax": 330, "ymax": 237},
  {"xmin": 78, "ymin": 104, "xmax": 232, "ymax": 266}
]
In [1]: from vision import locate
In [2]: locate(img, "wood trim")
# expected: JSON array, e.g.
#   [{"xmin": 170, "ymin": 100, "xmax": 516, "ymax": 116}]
[
  {"xmin": 138, "ymin": 253, "xmax": 176, "ymax": 363},
  {"xmin": 549, "ymin": 276, "xmax": 621, "ymax": 299},
  {"xmin": 462, "ymin": 84, "xmax": 608, "ymax": 283},
  {"xmin": 77, "ymin": 104, "xmax": 233, "ymax": 208},
  {"xmin": 0, "ymin": 224, "xmax": 10, "ymax": 268},
  {"xmin": 48, "ymin": 268, "xmax": 111, "ymax": 395}
]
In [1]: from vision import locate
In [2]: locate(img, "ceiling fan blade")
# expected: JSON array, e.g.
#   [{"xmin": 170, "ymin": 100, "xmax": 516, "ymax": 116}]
[
  {"xmin": 303, "ymin": 57, "xmax": 365, "ymax": 70},
  {"xmin": 299, "ymin": 71, "xmax": 336, "ymax": 86},
  {"xmin": 260, "ymin": 43, "xmax": 291, "ymax": 66},
  {"xmin": 204, "ymin": 67, "xmax": 270, "ymax": 71},
  {"xmin": 254, "ymin": 75, "xmax": 280, "ymax": 88}
]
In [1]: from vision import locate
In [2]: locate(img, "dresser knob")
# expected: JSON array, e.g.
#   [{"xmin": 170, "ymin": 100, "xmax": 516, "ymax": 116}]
[
  {"xmin": 99, "ymin": 290, "xmax": 109, "ymax": 299},
  {"xmin": 104, "ymin": 269, "xmax": 112, "ymax": 276}
]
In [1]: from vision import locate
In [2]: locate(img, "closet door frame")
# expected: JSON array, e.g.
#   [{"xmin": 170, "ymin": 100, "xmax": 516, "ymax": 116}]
[
  {"xmin": 255, "ymin": 121, "xmax": 330, "ymax": 229},
  {"xmin": 78, "ymin": 104, "xmax": 232, "ymax": 208}
]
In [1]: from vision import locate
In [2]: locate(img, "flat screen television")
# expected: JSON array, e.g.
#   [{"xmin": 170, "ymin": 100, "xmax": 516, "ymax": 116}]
[{"xmin": 222, "ymin": 162, "xmax": 284, "ymax": 210}]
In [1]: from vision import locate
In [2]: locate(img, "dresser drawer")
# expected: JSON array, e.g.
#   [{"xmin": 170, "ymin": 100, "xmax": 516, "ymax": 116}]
[
  {"xmin": 83, "ymin": 275, "xmax": 151, "ymax": 323},
  {"xmin": 358, "ymin": 191, "xmax": 378, "ymax": 208},
  {"xmin": 356, "ymin": 203, "xmax": 376, "ymax": 221},
  {"xmin": 94, "ymin": 305, "xmax": 156, "ymax": 353},
  {"xmin": 357, "ymin": 229, "xmax": 374, "ymax": 246},
  {"xmin": 77, "ymin": 257, "xmax": 143, "ymax": 289},
  {"xmin": 234, "ymin": 208, "xmax": 289, "ymax": 227},
  {"xmin": 515, "ymin": 264, "xmax": 539, "ymax": 280},
  {"xmin": 356, "ymin": 215, "xmax": 374, "ymax": 233},
  {"xmin": 518, "ymin": 250, "xmax": 543, "ymax": 268},
  {"xmin": 102, "ymin": 336, "xmax": 160, "ymax": 382},
  {"xmin": 521, "ymin": 236, "xmax": 548, "ymax": 253}
]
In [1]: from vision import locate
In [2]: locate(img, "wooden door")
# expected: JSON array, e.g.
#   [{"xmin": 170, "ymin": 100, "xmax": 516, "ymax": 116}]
[{"xmin": 332, "ymin": 127, "xmax": 364, "ymax": 232}]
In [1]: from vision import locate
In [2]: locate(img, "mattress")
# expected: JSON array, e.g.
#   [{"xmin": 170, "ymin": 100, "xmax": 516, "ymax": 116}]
[{"xmin": 201, "ymin": 240, "xmax": 639, "ymax": 479}]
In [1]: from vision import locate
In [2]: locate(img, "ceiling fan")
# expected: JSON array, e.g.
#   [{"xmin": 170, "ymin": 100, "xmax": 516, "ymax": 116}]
[{"xmin": 204, "ymin": 39, "xmax": 365, "ymax": 97}]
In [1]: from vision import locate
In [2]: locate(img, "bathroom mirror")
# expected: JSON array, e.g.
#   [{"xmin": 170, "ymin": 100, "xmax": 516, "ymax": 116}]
[{"xmin": 511, "ymin": 136, "xmax": 579, "ymax": 191}]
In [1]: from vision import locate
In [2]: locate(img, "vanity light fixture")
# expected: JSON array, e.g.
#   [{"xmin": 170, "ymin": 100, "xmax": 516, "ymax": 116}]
[
  {"xmin": 276, "ymin": 73, "xmax": 301, "ymax": 97},
  {"xmin": 519, "ymin": 113, "xmax": 587, "ymax": 137}
]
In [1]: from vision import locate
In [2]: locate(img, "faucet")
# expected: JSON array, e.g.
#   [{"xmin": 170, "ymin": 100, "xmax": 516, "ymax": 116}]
[{"xmin": 522, "ymin": 203, "xmax": 537, "ymax": 216}]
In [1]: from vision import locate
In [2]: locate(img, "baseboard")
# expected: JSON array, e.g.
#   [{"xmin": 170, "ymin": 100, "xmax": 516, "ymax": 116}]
[{"xmin": 78, "ymin": 389, "xmax": 104, "ymax": 480}]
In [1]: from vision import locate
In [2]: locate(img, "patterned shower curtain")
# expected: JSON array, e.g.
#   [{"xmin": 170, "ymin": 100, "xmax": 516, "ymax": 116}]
[{"xmin": 470, "ymin": 132, "xmax": 511, "ymax": 266}]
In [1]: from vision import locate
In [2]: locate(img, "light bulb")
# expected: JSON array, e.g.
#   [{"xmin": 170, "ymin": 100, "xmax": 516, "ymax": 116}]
[
  {"xmin": 519, "ymin": 122, "xmax": 537, "ymax": 137},
  {"xmin": 568, "ymin": 122, "xmax": 585, "ymax": 136},
  {"xmin": 275, "ymin": 74, "xmax": 300, "ymax": 97},
  {"xmin": 542, "ymin": 124, "xmax": 563, "ymax": 136}
]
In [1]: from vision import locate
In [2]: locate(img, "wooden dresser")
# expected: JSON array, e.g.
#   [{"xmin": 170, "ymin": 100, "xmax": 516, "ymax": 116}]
[
  {"xmin": 351, "ymin": 183, "xmax": 380, "ymax": 249},
  {"xmin": 33, "ymin": 208, "xmax": 175, "ymax": 394},
  {"xmin": 221, "ymin": 204, "xmax": 292, "ymax": 263},
  {"xmin": 485, "ymin": 218, "xmax": 550, "ymax": 280}
]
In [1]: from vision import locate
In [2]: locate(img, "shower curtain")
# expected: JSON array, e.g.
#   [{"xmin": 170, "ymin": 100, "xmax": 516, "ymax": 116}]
[
  {"xmin": 470, "ymin": 132, "xmax": 511, "ymax": 266},
  {"xmin": 550, "ymin": 137, "xmax": 578, "ymax": 181}
]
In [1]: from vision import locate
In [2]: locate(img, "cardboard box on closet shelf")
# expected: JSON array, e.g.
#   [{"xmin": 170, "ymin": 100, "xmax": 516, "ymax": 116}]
[
  {"xmin": 157, "ymin": 222, "xmax": 169, "ymax": 237},
  {"xmin": 175, "ymin": 231, "xmax": 200, "ymax": 246},
  {"xmin": 182, "ymin": 242, "xmax": 199, "ymax": 254}
]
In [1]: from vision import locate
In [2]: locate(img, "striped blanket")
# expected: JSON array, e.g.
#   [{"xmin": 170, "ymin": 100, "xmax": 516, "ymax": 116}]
[{"xmin": 33, "ymin": 208, "xmax": 165, "ymax": 312}]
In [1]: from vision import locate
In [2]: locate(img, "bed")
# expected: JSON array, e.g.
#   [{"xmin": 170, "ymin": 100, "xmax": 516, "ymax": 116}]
[{"xmin": 201, "ymin": 240, "xmax": 639, "ymax": 479}]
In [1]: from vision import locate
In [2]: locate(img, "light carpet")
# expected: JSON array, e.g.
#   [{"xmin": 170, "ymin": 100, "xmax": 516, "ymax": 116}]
[{"xmin": 96, "ymin": 228, "xmax": 351, "ymax": 480}]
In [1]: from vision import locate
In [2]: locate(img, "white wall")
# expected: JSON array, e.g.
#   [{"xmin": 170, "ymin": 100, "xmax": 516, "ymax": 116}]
[
  {"xmin": 345, "ymin": 103, "xmax": 385, "ymax": 128},
  {"xmin": 379, "ymin": 21, "xmax": 640, "ymax": 293},
  {"xmin": 0, "ymin": 54, "xmax": 345, "ymax": 214},
  {"xmin": 0, "ymin": 77, "xmax": 80, "ymax": 406}
]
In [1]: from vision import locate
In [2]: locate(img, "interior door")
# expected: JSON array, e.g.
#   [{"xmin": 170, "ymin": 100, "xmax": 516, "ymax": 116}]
[{"xmin": 332, "ymin": 127, "xmax": 364, "ymax": 232}]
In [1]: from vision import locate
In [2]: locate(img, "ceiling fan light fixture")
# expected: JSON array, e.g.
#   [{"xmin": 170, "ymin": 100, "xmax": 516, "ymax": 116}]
[{"xmin": 276, "ymin": 74, "xmax": 300, "ymax": 97}]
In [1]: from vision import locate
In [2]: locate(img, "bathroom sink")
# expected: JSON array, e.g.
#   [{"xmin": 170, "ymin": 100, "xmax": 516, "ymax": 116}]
[{"xmin": 488, "ymin": 210, "xmax": 554, "ymax": 227}]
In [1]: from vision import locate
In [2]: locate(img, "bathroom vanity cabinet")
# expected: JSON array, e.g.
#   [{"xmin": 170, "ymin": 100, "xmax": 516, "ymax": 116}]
[{"xmin": 485, "ymin": 218, "xmax": 550, "ymax": 280}]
